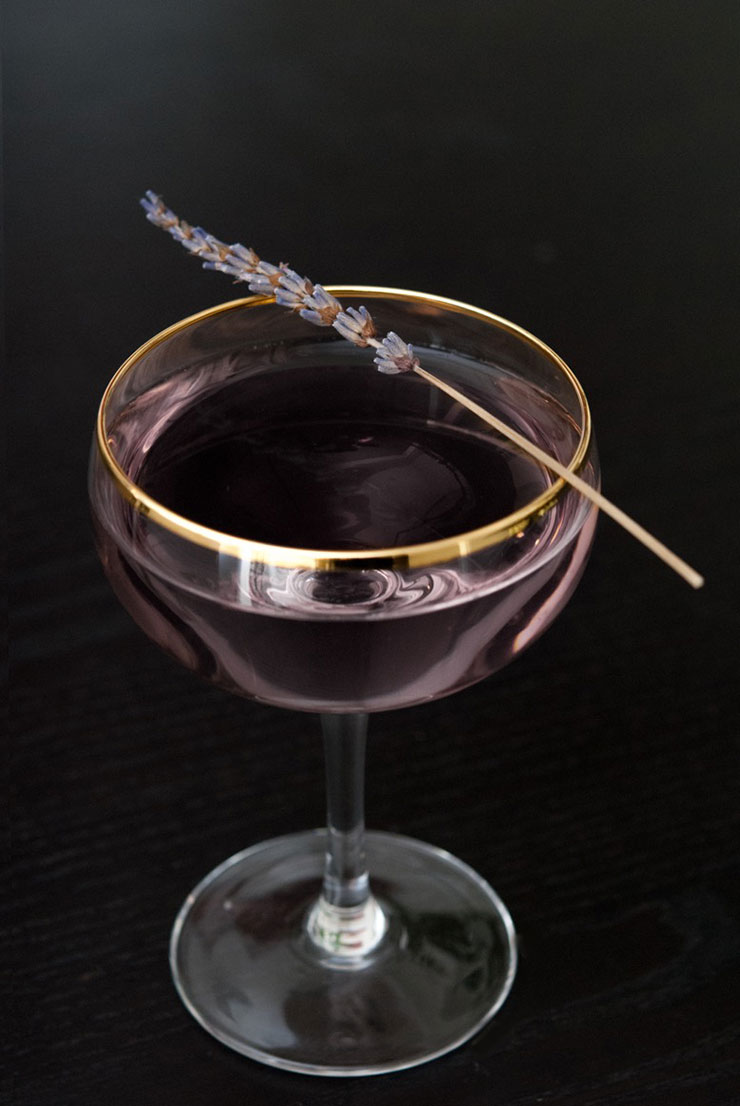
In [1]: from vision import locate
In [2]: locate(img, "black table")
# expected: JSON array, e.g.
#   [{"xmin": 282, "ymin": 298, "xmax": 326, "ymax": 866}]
[{"xmin": 8, "ymin": 3, "xmax": 739, "ymax": 1102}]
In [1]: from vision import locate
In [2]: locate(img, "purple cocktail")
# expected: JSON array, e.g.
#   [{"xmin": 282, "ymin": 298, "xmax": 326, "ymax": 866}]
[{"xmin": 90, "ymin": 288, "xmax": 599, "ymax": 1074}]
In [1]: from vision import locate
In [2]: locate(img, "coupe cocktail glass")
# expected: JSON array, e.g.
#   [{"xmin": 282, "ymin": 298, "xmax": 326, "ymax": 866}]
[{"xmin": 89, "ymin": 288, "xmax": 599, "ymax": 1075}]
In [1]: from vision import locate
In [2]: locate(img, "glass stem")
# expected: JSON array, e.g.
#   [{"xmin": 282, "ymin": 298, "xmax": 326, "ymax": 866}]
[
  {"xmin": 306, "ymin": 713, "xmax": 387, "ymax": 958},
  {"xmin": 322, "ymin": 712, "xmax": 370, "ymax": 908}
]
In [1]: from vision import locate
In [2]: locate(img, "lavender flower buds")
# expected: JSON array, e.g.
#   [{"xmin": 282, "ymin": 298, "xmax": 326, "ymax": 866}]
[
  {"xmin": 245, "ymin": 261, "xmax": 283, "ymax": 295},
  {"xmin": 373, "ymin": 332, "xmax": 420, "ymax": 374},
  {"xmin": 333, "ymin": 306, "xmax": 376, "ymax": 347},
  {"xmin": 275, "ymin": 267, "xmax": 314, "ymax": 310},
  {"xmin": 299, "ymin": 285, "xmax": 343, "ymax": 327}
]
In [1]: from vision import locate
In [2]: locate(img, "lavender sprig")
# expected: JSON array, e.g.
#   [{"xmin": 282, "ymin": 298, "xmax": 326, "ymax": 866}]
[
  {"xmin": 140, "ymin": 191, "xmax": 419, "ymax": 374},
  {"xmin": 138, "ymin": 191, "xmax": 704, "ymax": 588}
]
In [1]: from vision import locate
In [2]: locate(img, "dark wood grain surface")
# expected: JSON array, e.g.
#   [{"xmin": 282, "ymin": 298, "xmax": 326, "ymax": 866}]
[{"xmin": 7, "ymin": 2, "xmax": 740, "ymax": 1103}]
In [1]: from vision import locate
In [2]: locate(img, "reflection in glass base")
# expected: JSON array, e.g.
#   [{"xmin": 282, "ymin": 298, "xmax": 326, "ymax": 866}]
[{"xmin": 170, "ymin": 830, "xmax": 517, "ymax": 1076}]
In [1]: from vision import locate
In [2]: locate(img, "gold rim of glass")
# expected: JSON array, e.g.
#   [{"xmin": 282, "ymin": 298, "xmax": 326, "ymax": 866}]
[{"xmin": 96, "ymin": 287, "xmax": 593, "ymax": 571}]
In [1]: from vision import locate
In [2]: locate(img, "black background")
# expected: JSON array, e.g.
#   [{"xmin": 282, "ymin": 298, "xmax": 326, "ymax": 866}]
[{"xmin": 6, "ymin": 2, "xmax": 740, "ymax": 1103}]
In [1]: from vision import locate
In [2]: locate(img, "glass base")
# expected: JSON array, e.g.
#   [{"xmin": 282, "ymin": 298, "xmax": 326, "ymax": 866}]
[{"xmin": 170, "ymin": 830, "xmax": 517, "ymax": 1076}]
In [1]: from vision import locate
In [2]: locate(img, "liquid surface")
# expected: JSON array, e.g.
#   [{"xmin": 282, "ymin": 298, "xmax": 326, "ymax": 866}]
[{"xmin": 137, "ymin": 382, "xmax": 549, "ymax": 549}]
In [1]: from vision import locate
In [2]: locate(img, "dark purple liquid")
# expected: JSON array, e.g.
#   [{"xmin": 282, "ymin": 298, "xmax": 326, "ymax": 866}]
[
  {"xmin": 93, "ymin": 360, "xmax": 597, "ymax": 711},
  {"xmin": 137, "ymin": 386, "xmax": 547, "ymax": 550}
]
